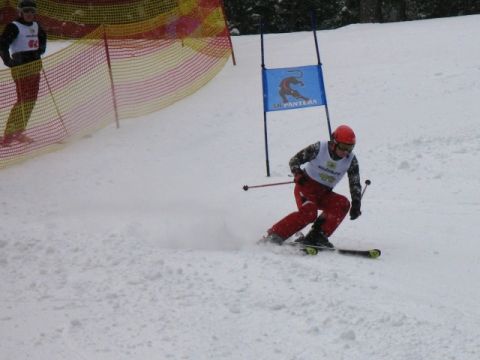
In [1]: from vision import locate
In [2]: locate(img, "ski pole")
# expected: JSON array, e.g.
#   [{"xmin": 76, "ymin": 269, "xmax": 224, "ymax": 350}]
[
  {"xmin": 361, "ymin": 179, "xmax": 371, "ymax": 199},
  {"xmin": 242, "ymin": 180, "xmax": 294, "ymax": 191}
]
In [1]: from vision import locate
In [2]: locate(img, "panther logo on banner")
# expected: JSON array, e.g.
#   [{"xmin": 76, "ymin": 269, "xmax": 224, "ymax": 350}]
[{"xmin": 263, "ymin": 65, "xmax": 327, "ymax": 112}]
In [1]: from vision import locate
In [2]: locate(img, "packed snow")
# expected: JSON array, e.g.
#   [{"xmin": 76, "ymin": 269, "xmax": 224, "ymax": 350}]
[{"xmin": 1, "ymin": 14, "xmax": 480, "ymax": 360}]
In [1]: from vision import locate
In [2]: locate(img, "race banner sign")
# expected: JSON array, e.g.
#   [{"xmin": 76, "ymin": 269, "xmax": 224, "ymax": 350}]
[{"xmin": 262, "ymin": 65, "xmax": 327, "ymax": 112}]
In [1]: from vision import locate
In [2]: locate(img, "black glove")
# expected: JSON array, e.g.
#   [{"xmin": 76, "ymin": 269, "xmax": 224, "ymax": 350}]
[
  {"xmin": 293, "ymin": 170, "xmax": 308, "ymax": 186},
  {"xmin": 350, "ymin": 200, "xmax": 361, "ymax": 220},
  {"xmin": 1, "ymin": 55, "xmax": 13, "ymax": 68}
]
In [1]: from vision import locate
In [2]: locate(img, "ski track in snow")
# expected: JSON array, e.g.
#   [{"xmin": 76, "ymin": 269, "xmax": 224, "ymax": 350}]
[{"xmin": 1, "ymin": 235, "xmax": 480, "ymax": 359}]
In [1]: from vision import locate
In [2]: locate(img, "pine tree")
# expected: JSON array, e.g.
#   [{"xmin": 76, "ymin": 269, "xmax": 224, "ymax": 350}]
[{"xmin": 221, "ymin": 0, "xmax": 480, "ymax": 34}]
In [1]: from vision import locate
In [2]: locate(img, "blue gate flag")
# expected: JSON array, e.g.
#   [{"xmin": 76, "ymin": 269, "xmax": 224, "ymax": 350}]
[{"xmin": 262, "ymin": 65, "xmax": 327, "ymax": 112}]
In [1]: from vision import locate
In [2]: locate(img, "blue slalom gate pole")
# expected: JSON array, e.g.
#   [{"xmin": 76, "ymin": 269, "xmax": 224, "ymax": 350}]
[
  {"xmin": 311, "ymin": 10, "xmax": 333, "ymax": 139},
  {"xmin": 260, "ymin": 17, "xmax": 271, "ymax": 176}
]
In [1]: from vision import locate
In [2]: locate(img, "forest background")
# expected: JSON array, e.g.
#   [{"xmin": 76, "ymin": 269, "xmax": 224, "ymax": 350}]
[{"xmin": 223, "ymin": 0, "xmax": 480, "ymax": 34}]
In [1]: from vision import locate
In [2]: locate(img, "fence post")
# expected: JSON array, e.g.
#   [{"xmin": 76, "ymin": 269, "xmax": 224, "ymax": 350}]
[
  {"xmin": 102, "ymin": 25, "xmax": 120, "ymax": 129},
  {"xmin": 219, "ymin": 0, "xmax": 237, "ymax": 65}
]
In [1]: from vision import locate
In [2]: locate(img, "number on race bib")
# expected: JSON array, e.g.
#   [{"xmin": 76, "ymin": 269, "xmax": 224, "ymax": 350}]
[
  {"xmin": 319, "ymin": 173, "xmax": 336, "ymax": 184},
  {"xmin": 28, "ymin": 39, "xmax": 39, "ymax": 49}
]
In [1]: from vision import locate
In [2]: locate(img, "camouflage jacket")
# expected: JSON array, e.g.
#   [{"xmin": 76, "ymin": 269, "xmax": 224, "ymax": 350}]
[{"xmin": 289, "ymin": 141, "xmax": 362, "ymax": 204}]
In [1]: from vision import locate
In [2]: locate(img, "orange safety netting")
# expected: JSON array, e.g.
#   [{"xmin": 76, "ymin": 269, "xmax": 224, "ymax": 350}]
[
  {"xmin": 1, "ymin": 0, "xmax": 222, "ymax": 39},
  {"xmin": 0, "ymin": 0, "xmax": 233, "ymax": 167}
]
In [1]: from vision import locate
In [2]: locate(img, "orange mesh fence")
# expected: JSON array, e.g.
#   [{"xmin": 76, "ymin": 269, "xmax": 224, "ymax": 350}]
[
  {"xmin": 0, "ymin": 1, "xmax": 232, "ymax": 168},
  {"xmin": 0, "ymin": 0, "xmax": 213, "ymax": 39}
]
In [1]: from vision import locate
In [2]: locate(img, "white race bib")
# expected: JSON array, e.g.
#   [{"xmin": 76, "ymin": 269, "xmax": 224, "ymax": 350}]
[
  {"xmin": 10, "ymin": 21, "xmax": 39, "ymax": 54},
  {"xmin": 304, "ymin": 141, "xmax": 354, "ymax": 188}
]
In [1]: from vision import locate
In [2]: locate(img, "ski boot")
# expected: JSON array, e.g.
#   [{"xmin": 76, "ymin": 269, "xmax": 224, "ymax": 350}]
[
  {"xmin": 259, "ymin": 232, "xmax": 285, "ymax": 245},
  {"xmin": 295, "ymin": 216, "xmax": 334, "ymax": 249}
]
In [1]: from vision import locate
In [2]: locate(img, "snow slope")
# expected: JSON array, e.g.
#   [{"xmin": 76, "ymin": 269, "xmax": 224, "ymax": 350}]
[{"xmin": 1, "ymin": 15, "xmax": 480, "ymax": 360}]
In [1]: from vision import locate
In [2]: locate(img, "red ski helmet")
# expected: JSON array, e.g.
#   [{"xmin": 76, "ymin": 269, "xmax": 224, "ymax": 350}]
[{"xmin": 332, "ymin": 125, "xmax": 356, "ymax": 145}]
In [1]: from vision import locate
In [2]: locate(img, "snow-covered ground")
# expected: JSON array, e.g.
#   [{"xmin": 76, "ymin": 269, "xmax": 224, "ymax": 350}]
[{"xmin": 1, "ymin": 15, "xmax": 480, "ymax": 360}]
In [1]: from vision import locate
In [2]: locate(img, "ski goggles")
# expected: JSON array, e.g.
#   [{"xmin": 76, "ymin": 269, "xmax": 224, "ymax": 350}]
[
  {"xmin": 21, "ymin": 8, "xmax": 36, "ymax": 14},
  {"xmin": 336, "ymin": 142, "xmax": 354, "ymax": 153}
]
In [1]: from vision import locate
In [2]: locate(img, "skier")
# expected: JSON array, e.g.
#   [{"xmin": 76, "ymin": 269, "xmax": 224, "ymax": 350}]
[
  {"xmin": 0, "ymin": 0, "xmax": 47, "ymax": 145},
  {"xmin": 263, "ymin": 125, "xmax": 362, "ymax": 248}
]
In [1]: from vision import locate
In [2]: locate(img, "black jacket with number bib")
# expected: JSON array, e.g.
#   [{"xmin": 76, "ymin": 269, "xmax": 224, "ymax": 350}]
[{"xmin": 0, "ymin": 18, "xmax": 47, "ymax": 67}]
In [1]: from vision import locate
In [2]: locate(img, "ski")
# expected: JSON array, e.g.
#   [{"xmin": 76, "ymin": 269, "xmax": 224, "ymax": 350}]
[{"xmin": 287, "ymin": 242, "xmax": 381, "ymax": 259}]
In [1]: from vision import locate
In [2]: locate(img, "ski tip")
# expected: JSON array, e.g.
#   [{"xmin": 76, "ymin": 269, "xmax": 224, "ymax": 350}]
[
  {"xmin": 303, "ymin": 246, "xmax": 319, "ymax": 255},
  {"xmin": 369, "ymin": 249, "xmax": 381, "ymax": 258}
]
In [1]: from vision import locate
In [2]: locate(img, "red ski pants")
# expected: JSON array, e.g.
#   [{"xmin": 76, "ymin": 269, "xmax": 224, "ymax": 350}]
[
  {"xmin": 4, "ymin": 63, "xmax": 41, "ymax": 137},
  {"xmin": 269, "ymin": 177, "xmax": 350, "ymax": 240}
]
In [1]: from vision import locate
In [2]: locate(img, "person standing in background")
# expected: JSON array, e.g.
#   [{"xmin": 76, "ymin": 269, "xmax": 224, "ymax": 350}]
[{"xmin": 0, "ymin": 0, "xmax": 46, "ymax": 145}]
